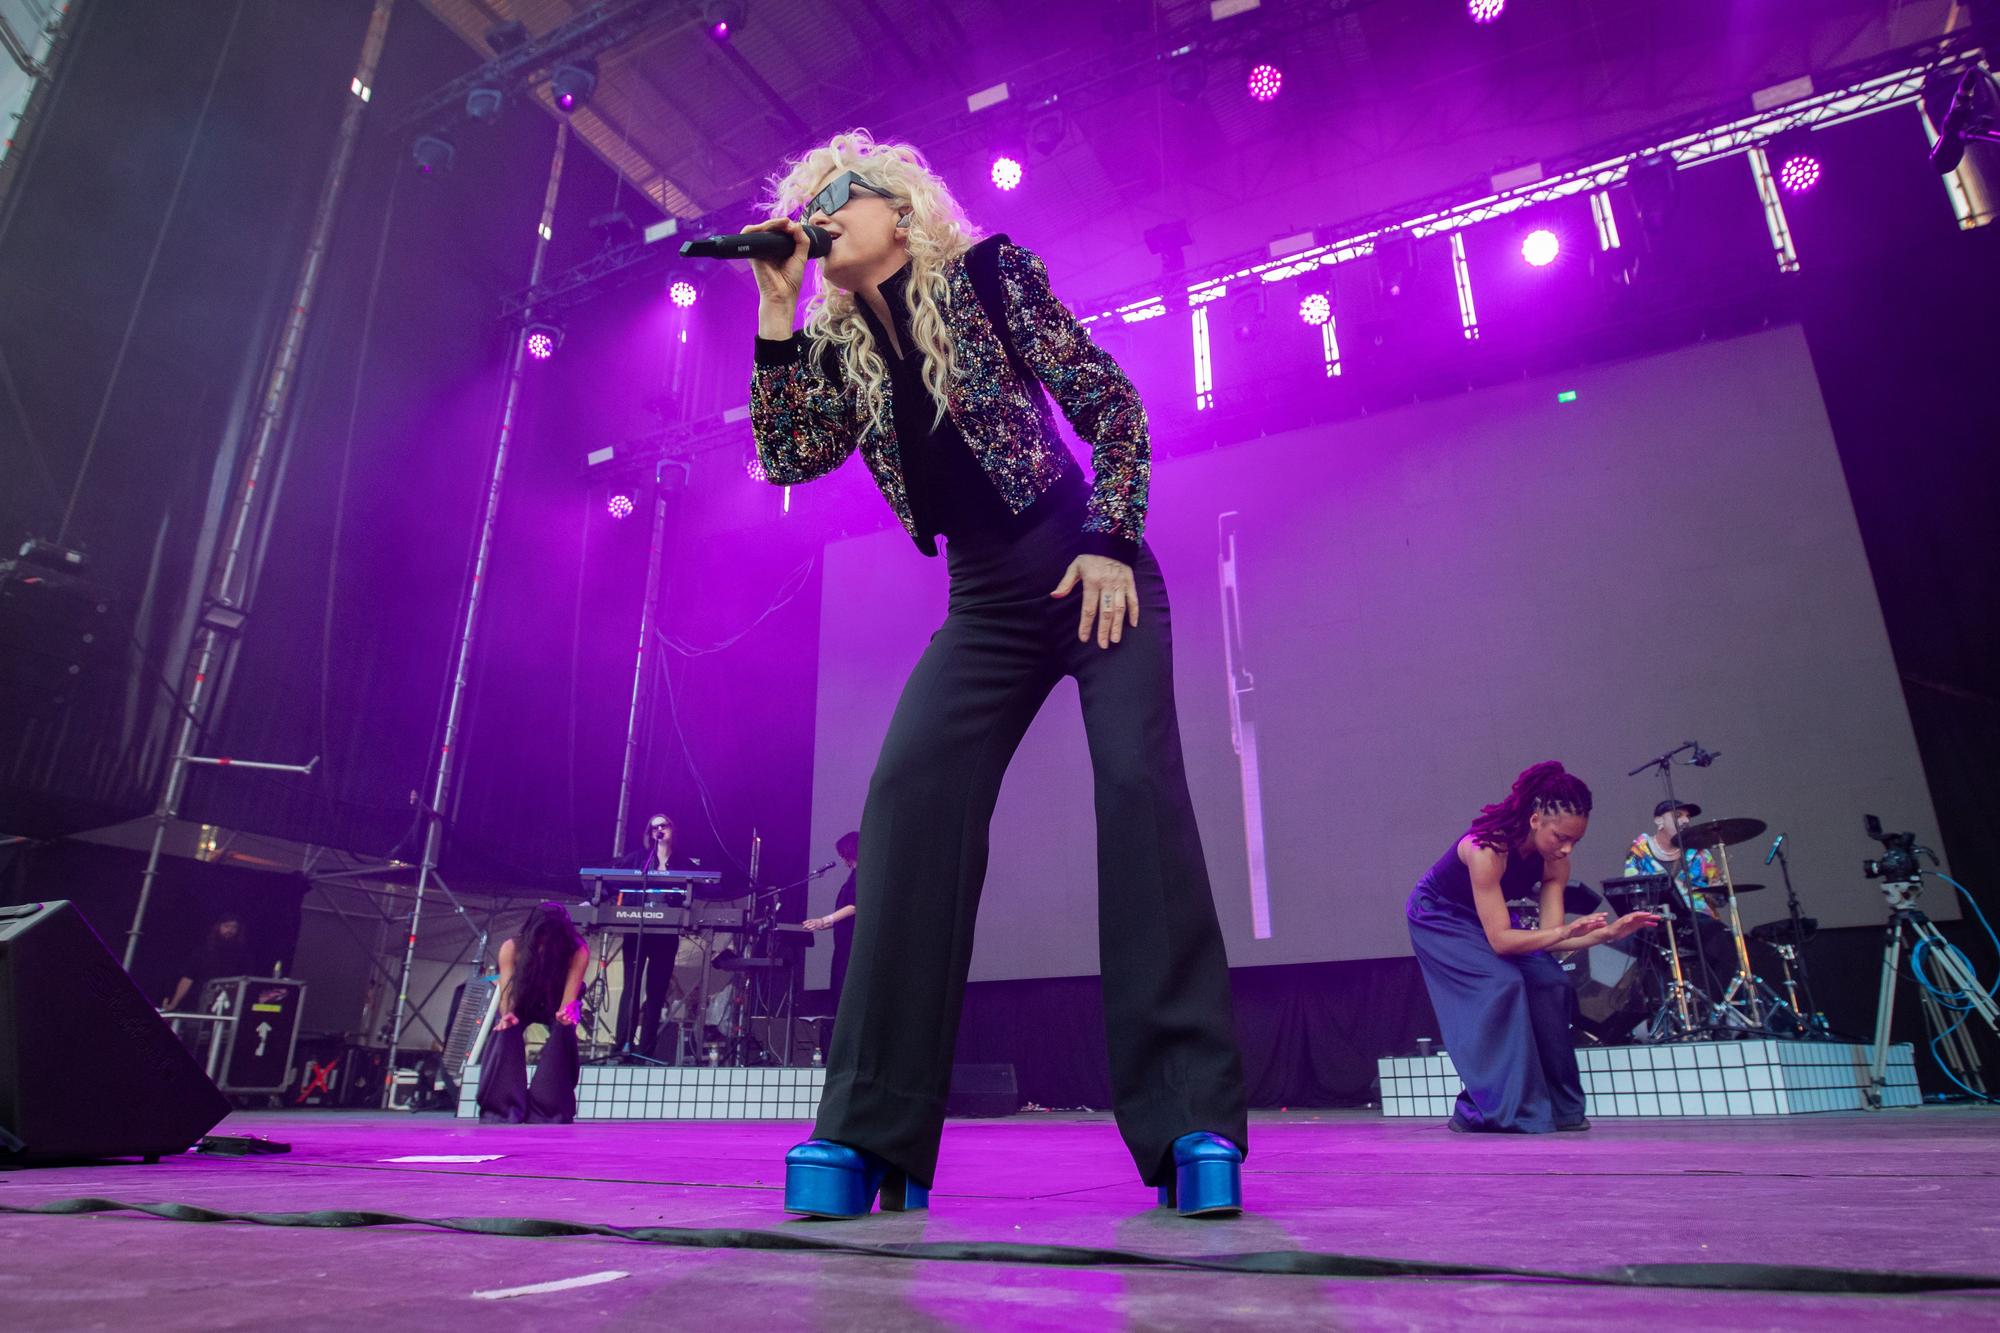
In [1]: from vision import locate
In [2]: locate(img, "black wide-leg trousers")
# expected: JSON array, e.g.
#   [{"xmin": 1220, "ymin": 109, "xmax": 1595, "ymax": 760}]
[
  {"xmin": 812, "ymin": 495, "xmax": 1248, "ymax": 1189},
  {"xmin": 476, "ymin": 1018, "xmax": 580, "ymax": 1124},
  {"xmin": 615, "ymin": 929, "xmax": 677, "ymax": 1054}
]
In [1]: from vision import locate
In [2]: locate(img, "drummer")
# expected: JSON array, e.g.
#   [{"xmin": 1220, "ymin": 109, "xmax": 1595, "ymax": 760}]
[{"xmin": 1624, "ymin": 800, "xmax": 1734, "ymax": 985}]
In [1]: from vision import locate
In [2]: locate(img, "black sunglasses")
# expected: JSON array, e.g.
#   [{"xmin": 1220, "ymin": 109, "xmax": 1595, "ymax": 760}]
[{"xmin": 802, "ymin": 171, "xmax": 893, "ymax": 222}]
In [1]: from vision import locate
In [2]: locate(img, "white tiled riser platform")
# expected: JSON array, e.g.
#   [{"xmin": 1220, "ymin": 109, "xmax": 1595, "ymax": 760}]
[
  {"xmin": 1378, "ymin": 1039, "xmax": 1923, "ymax": 1119},
  {"xmin": 459, "ymin": 1063, "xmax": 825, "ymax": 1120}
]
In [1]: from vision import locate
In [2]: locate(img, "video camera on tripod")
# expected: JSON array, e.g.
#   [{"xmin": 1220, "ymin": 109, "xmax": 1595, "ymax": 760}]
[
  {"xmin": 1861, "ymin": 813, "xmax": 1996, "ymax": 1106},
  {"xmin": 1861, "ymin": 815, "xmax": 1928, "ymax": 884}
]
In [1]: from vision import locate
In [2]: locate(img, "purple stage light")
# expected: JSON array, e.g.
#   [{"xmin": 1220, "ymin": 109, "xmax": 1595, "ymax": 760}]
[
  {"xmin": 550, "ymin": 59, "xmax": 596, "ymax": 114},
  {"xmin": 1521, "ymin": 229, "xmax": 1560, "ymax": 268},
  {"xmin": 1468, "ymin": 0, "xmax": 1505, "ymax": 23},
  {"xmin": 745, "ymin": 454, "xmax": 768, "ymax": 484},
  {"xmin": 703, "ymin": 0, "xmax": 741, "ymax": 42},
  {"xmin": 1298, "ymin": 293, "xmax": 1331, "ymax": 326},
  {"xmin": 991, "ymin": 156, "xmax": 1023, "ymax": 191},
  {"xmin": 1246, "ymin": 64, "xmax": 1283, "ymax": 104},
  {"xmin": 1778, "ymin": 153, "xmax": 1822, "ymax": 195},
  {"xmin": 670, "ymin": 280, "xmax": 698, "ymax": 308},
  {"xmin": 607, "ymin": 493, "xmax": 635, "ymax": 519},
  {"xmin": 526, "ymin": 329, "xmax": 557, "ymax": 360}
]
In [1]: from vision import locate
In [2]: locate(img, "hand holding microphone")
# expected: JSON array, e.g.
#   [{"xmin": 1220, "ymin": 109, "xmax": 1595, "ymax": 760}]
[{"xmin": 699, "ymin": 218, "xmax": 832, "ymax": 339}]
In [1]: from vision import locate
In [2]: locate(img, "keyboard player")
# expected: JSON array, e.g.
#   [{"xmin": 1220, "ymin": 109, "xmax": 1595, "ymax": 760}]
[{"xmin": 615, "ymin": 814, "xmax": 682, "ymax": 1058}]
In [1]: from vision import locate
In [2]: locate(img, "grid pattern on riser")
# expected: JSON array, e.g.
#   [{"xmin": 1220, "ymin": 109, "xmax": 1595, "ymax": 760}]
[
  {"xmin": 459, "ymin": 1064, "xmax": 826, "ymax": 1120},
  {"xmin": 1377, "ymin": 1040, "xmax": 1922, "ymax": 1118}
]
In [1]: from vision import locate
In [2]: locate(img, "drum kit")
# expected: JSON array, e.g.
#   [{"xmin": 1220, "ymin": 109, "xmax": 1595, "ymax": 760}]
[{"xmin": 1592, "ymin": 815, "xmax": 1829, "ymax": 1043}]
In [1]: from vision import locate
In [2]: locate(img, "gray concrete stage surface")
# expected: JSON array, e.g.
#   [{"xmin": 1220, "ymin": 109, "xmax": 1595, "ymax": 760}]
[{"xmin": 3, "ymin": 1107, "xmax": 1998, "ymax": 1329}]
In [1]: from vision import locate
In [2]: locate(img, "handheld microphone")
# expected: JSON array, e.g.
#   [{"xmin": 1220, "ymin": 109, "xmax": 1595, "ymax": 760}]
[
  {"xmin": 813, "ymin": 860, "xmax": 837, "ymax": 876},
  {"xmin": 680, "ymin": 224, "xmax": 832, "ymax": 261},
  {"xmin": 1765, "ymin": 833, "xmax": 1785, "ymax": 866}
]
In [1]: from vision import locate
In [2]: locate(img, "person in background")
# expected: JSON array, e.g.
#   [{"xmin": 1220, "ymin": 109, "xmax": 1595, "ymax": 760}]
[
  {"xmin": 1624, "ymin": 799, "xmax": 1735, "ymax": 989},
  {"xmin": 614, "ymin": 813, "xmax": 681, "ymax": 1058},
  {"xmin": 804, "ymin": 830, "xmax": 861, "ymax": 1018},
  {"xmin": 161, "ymin": 912, "xmax": 249, "ymax": 1012},
  {"xmin": 477, "ymin": 901, "xmax": 590, "ymax": 1124}
]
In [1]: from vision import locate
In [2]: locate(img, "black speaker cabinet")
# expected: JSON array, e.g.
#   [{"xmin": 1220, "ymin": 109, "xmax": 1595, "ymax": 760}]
[
  {"xmin": 946, "ymin": 1063, "xmax": 1020, "ymax": 1118},
  {"xmin": 0, "ymin": 900, "xmax": 230, "ymax": 1163}
]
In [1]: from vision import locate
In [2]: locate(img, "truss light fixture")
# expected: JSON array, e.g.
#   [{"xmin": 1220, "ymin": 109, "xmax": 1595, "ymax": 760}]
[
  {"xmin": 412, "ymin": 134, "xmax": 454, "ymax": 175},
  {"xmin": 525, "ymin": 322, "xmax": 563, "ymax": 360},
  {"xmin": 551, "ymin": 58, "xmax": 598, "ymax": 113}
]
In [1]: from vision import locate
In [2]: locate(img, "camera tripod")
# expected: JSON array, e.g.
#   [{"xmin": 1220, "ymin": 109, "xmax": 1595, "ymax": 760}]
[{"xmin": 1867, "ymin": 877, "xmax": 2000, "ymax": 1107}]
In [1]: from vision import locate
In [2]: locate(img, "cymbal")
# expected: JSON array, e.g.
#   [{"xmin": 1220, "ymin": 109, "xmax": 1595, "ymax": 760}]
[
  {"xmin": 1678, "ymin": 817, "xmax": 1768, "ymax": 851},
  {"xmin": 1694, "ymin": 881, "xmax": 1765, "ymax": 895}
]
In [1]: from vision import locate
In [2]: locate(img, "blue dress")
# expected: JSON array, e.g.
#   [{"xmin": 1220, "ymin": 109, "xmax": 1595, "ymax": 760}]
[{"xmin": 1405, "ymin": 837, "xmax": 1585, "ymax": 1132}]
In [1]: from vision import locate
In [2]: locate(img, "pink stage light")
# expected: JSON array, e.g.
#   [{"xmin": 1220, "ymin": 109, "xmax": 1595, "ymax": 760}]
[
  {"xmin": 1778, "ymin": 153, "xmax": 1822, "ymax": 195},
  {"xmin": 607, "ymin": 493, "xmax": 635, "ymax": 519},
  {"xmin": 1521, "ymin": 228, "xmax": 1561, "ymax": 268},
  {"xmin": 670, "ymin": 280, "xmax": 698, "ymax": 308},
  {"xmin": 1468, "ymin": 0, "xmax": 1505, "ymax": 23},
  {"xmin": 991, "ymin": 156, "xmax": 1023, "ymax": 191},
  {"xmin": 745, "ymin": 454, "xmax": 768, "ymax": 484},
  {"xmin": 525, "ymin": 328, "xmax": 558, "ymax": 360},
  {"xmin": 1246, "ymin": 64, "xmax": 1283, "ymax": 104},
  {"xmin": 1298, "ymin": 293, "xmax": 1332, "ymax": 326}
]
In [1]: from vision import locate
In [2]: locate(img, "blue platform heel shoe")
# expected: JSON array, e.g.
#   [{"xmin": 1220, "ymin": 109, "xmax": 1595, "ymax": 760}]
[
  {"xmin": 783, "ymin": 1140, "xmax": 930, "ymax": 1218},
  {"xmin": 1155, "ymin": 1132, "xmax": 1243, "ymax": 1218}
]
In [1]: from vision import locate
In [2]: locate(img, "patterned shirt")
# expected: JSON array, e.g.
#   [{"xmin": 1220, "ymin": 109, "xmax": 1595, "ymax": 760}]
[{"xmin": 1623, "ymin": 834, "xmax": 1720, "ymax": 914}]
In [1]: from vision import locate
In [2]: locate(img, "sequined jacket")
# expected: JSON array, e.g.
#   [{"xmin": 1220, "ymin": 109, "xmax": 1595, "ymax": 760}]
[{"xmin": 749, "ymin": 236, "xmax": 1149, "ymax": 563}]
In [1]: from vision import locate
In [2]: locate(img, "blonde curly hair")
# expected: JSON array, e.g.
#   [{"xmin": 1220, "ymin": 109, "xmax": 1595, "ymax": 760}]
[{"xmin": 767, "ymin": 130, "xmax": 983, "ymax": 430}]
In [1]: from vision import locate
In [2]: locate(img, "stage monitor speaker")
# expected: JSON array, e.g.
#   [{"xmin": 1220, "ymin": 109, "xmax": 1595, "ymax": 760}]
[
  {"xmin": 0, "ymin": 900, "xmax": 230, "ymax": 1163},
  {"xmin": 946, "ymin": 1063, "xmax": 1019, "ymax": 1118}
]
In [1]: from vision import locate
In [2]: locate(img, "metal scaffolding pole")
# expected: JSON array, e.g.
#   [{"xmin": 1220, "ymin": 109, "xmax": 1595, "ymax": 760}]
[
  {"xmin": 609, "ymin": 460, "xmax": 684, "ymax": 862},
  {"xmin": 125, "ymin": 0, "xmax": 398, "ymax": 970},
  {"xmin": 381, "ymin": 121, "xmax": 570, "ymax": 1101}
]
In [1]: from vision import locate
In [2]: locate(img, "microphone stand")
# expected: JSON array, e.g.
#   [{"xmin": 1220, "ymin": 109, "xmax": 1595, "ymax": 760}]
[
  {"xmin": 1771, "ymin": 838, "xmax": 1829, "ymax": 1038},
  {"xmin": 736, "ymin": 863, "xmax": 836, "ymax": 1067}
]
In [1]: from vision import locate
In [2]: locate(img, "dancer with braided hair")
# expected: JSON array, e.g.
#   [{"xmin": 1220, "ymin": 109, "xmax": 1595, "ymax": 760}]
[{"xmin": 1407, "ymin": 762, "xmax": 1661, "ymax": 1133}]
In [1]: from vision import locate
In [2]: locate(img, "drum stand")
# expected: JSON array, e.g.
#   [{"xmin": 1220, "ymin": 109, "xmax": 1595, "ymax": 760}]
[
  {"xmin": 1643, "ymin": 899, "xmax": 1703, "ymax": 1041},
  {"xmin": 1704, "ymin": 841, "xmax": 1769, "ymax": 1031},
  {"xmin": 1867, "ymin": 877, "xmax": 1999, "ymax": 1107}
]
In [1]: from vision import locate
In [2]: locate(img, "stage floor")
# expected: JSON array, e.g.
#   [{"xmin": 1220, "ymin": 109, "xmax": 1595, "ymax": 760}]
[{"xmin": 4, "ymin": 1106, "xmax": 1998, "ymax": 1328}]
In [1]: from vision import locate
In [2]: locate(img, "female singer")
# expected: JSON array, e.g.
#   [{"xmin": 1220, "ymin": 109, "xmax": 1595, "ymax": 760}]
[
  {"xmin": 1406, "ymin": 762, "xmax": 1661, "ymax": 1133},
  {"xmin": 745, "ymin": 131, "xmax": 1246, "ymax": 1218},
  {"xmin": 476, "ymin": 901, "xmax": 589, "ymax": 1125}
]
